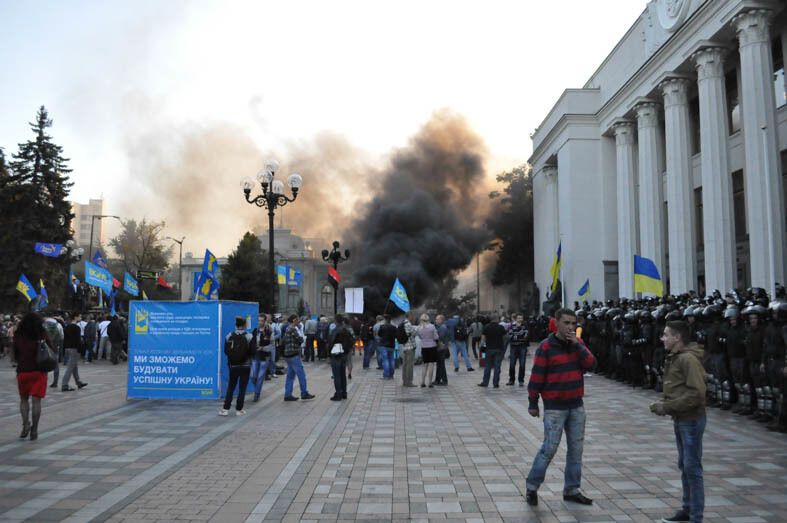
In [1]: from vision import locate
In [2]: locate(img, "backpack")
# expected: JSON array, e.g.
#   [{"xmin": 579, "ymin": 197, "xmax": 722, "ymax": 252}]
[
  {"xmin": 226, "ymin": 332, "xmax": 250, "ymax": 365},
  {"xmin": 396, "ymin": 322, "xmax": 409, "ymax": 345},
  {"xmin": 454, "ymin": 322, "xmax": 468, "ymax": 341}
]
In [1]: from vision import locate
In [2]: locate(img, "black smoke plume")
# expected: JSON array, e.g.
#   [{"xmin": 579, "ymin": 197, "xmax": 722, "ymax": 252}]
[{"xmin": 348, "ymin": 110, "xmax": 491, "ymax": 313}]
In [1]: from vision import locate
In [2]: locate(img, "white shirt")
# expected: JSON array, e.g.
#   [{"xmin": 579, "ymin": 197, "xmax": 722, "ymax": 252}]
[{"xmin": 98, "ymin": 320, "xmax": 111, "ymax": 337}]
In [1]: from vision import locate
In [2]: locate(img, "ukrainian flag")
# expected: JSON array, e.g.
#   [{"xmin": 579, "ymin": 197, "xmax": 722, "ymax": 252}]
[
  {"xmin": 276, "ymin": 265, "xmax": 287, "ymax": 285},
  {"xmin": 16, "ymin": 274, "xmax": 37, "ymax": 302},
  {"xmin": 578, "ymin": 279, "xmax": 590, "ymax": 301},
  {"xmin": 633, "ymin": 255, "xmax": 663, "ymax": 296},
  {"xmin": 549, "ymin": 241, "xmax": 562, "ymax": 294},
  {"xmin": 39, "ymin": 279, "xmax": 49, "ymax": 309}
]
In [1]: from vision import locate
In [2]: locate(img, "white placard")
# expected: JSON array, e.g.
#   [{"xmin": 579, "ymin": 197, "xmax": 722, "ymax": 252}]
[{"xmin": 344, "ymin": 287, "xmax": 364, "ymax": 314}]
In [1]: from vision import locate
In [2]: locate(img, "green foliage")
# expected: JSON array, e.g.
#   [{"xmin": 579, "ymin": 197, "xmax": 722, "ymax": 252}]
[
  {"xmin": 486, "ymin": 164, "xmax": 534, "ymax": 288},
  {"xmin": 0, "ymin": 107, "xmax": 76, "ymax": 310},
  {"xmin": 220, "ymin": 232, "xmax": 273, "ymax": 309},
  {"xmin": 108, "ymin": 219, "xmax": 172, "ymax": 274}
]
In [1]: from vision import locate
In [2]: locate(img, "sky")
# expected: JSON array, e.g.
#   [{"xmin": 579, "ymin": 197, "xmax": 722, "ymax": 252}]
[{"xmin": 0, "ymin": 0, "xmax": 648, "ymax": 257}]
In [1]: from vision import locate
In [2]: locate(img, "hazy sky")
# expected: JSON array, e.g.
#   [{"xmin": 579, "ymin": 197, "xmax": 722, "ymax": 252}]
[{"xmin": 0, "ymin": 0, "xmax": 648, "ymax": 255}]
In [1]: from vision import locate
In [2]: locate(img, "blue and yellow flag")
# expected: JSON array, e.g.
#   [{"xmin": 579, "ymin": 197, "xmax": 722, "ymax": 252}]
[
  {"xmin": 634, "ymin": 255, "xmax": 663, "ymax": 297},
  {"xmin": 69, "ymin": 270, "xmax": 80, "ymax": 285},
  {"xmin": 92, "ymin": 249, "xmax": 109, "ymax": 269},
  {"xmin": 549, "ymin": 241, "xmax": 562, "ymax": 294},
  {"xmin": 85, "ymin": 261, "xmax": 113, "ymax": 294},
  {"xmin": 389, "ymin": 278, "xmax": 410, "ymax": 312},
  {"xmin": 38, "ymin": 279, "xmax": 49, "ymax": 309},
  {"xmin": 124, "ymin": 272, "xmax": 139, "ymax": 296},
  {"xmin": 578, "ymin": 279, "xmax": 590, "ymax": 301},
  {"xmin": 16, "ymin": 274, "xmax": 37, "ymax": 302},
  {"xmin": 276, "ymin": 265, "xmax": 287, "ymax": 285},
  {"xmin": 202, "ymin": 249, "xmax": 218, "ymax": 278},
  {"xmin": 194, "ymin": 271, "xmax": 219, "ymax": 300}
]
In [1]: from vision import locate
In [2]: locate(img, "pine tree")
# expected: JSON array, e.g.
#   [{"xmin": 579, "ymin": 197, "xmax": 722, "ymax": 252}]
[
  {"xmin": 0, "ymin": 107, "xmax": 76, "ymax": 310},
  {"xmin": 220, "ymin": 232, "xmax": 272, "ymax": 308}
]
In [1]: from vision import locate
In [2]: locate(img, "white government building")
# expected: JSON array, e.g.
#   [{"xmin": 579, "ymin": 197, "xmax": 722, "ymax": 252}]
[{"xmin": 530, "ymin": 0, "xmax": 787, "ymax": 303}]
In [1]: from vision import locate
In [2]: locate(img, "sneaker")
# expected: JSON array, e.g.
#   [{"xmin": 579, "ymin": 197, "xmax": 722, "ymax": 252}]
[
  {"xmin": 454, "ymin": 368, "xmax": 459, "ymax": 373},
  {"xmin": 330, "ymin": 395, "xmax": 342, "ymax": 401},
  {"xmin": 218, "ymin": 409, "xmax": 229, "ymax": 416},
  {"xmin": 467, "ymin": 368, "xmax": 474, "ymax": 372},
  {"xmin": 661, "ymin": 510, "xmax": 690, "ymax": 522},
  {"xmin": 61, "ymin": 387, "xmax": 75, "ymax": 392},
  {"xmin": 77, "ymin": 382, "xmax": 88, "ymax": 389},
  {"xmin": 519, "ymin": 382, "xmax": 525, "ymax": 387},
  {"xmin": 284, "ymin": 396, "xmax": 299, "ymax": 401},
  {"xmin": 526, "ymin": 489, "xmax": 538, "ymax": 506},
  {"xmin": 236, "ymin": 409, "xmax": 246, "ymax": 416},
  {"xmin": 506, "ymin": 381, "xmax": 514, "ymax": 386},
  {"xmin": 302, "ymin": 393, "xmax": 315, "ymax": 400}
]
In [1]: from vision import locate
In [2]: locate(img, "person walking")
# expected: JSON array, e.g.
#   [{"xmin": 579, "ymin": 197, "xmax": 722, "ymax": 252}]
[
  {"xmin": 83, "ymin": 314, "xmax": 98, "ymax": 363},
  {"xmin": 418, "ymin": 314, "xmax": 439, "ymax": 387},
  {"xmin": 107, "ymin": 315, "xmax": 125, "ymax": 365},
  {"xmin": 525, "ymin": 308, "xmax": 596, "ymax": 507},
  {"xmin": 434, "ymin": 315, "xmax": 450, "ymax": 385},
  {"xmin": 376, "ymin": 315, "xmax": 397, "ymax": 379},
  {"xmin": 251, "ymin": 314, "xmax": 272, "ymax": 402},
  {"xmin": 328, "ymin": 315, "xmax": 355, "ymax": 400},
  {"xmin": 43, "ymin": 316, "xmax": 63, "ymax": 389},
  {"xmin": 469, "ymin": 317, "xmax": 483, "ymax": 359},
  {"xmin": 97, "ymin": 315, "xmax": 111, "ymax": 360},
  {"xmin": 361, "ymin": 317, "xmax": 375, "ymax": 369},
  {"xmin": 219, "ymin": 316, "xmax": 255, "ymax": 416},
  {"xmin": 650, "ymin": 320, "xmax": 707, "ymax": 523},
  {"xmin": 507, "ymin": 314, "xmax": 530, "ymax": 386},
  {"xmin": 399, "ymin": 312, "xmax": 418, "ymax": 387},
  {"xmin": 283, "ymin": 315, "xmax": 316, "ymax": 401},
  {"xmin": 13, "ymin": 312, "xmax": 53, "ymax": 440},
  {"xmin": 61, "ymin": 315, "xmax": 87, "ymax": 392},
  {"xmin": 478, "ymin": 315, "xmax": 506, "ymax": 388}
]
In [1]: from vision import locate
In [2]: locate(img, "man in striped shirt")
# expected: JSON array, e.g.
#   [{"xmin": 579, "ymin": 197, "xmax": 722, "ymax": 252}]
[{"xmin": 525, "ymin": 308, "xmax": 596, "ymax": 507}]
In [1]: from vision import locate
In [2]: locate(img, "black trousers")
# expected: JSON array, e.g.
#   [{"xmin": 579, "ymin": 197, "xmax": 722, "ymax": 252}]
[
  {"xmin": 331, "ymin": 356, "xmax": 347, "ymax": 397},
  {"xmin": 435, "ymin": 356, "xmax": 448, "ymax": 384},
  {"xmin": 223, "ymin": 365, "xmax": 251, "ymax": 411}
]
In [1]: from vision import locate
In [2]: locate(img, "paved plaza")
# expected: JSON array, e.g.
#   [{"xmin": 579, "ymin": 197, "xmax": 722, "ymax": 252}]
[{"xmin": 1, "ymin": 351, "xmax": 786, "ymax": 523}]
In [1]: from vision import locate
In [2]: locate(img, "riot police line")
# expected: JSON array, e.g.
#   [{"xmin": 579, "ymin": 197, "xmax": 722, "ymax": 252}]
[{"xmin": 572, "ymin": 286, "xmax": 787, "ymax": 433}]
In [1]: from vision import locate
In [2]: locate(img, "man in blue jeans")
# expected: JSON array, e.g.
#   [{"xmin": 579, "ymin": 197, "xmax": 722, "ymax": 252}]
[
  {"xmin": 651, "ymin": 320, "xmax": 707, "ymax": 523},
  {"xmin": 525, "ymin": 308, "xmax": 596, "ymax": 507},
  {"xmin": 376, "ymin": 315, "xmax": 397, "ymax": 379},
  {"xmin": 250, "ymin": 314, "xmax": 272, "ymax": 402},
  {"xmin": 282, "ymin": 315, "xmax": 316, "ymax": 402}
]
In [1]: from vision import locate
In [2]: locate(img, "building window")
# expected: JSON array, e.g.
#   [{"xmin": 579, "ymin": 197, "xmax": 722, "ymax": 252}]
[
  {"xmin": 320, "ymin": 285, "xmax": 333, "ymax": 309},
  {"xmin": 732, "ymin": 170, "xmax": 746, "ymax": 239},
  {"xmin": 774, "ymin": 37, "xmax": 786, "ymax": 108},
  {"xmin": 726, "ymin": 71, "xmax": 741, "ymax": 134},
  {"xmin": 694, "ymin": 187, "xmax": 703, "ymax": 249},
  {"xmin": 288, "ymin": 291, "xmax": 299, "ymax": 309}
]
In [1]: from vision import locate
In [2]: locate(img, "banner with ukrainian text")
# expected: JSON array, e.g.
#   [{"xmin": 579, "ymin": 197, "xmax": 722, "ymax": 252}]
[{"xmin": 124, "ymin": 272, "xmax": 139, "ymax": 296}]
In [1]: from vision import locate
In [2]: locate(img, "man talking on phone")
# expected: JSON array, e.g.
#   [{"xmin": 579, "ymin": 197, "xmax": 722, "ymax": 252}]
[{"xmin": 525, "ymin": 308, "xmax": 596, "ymax": 507}]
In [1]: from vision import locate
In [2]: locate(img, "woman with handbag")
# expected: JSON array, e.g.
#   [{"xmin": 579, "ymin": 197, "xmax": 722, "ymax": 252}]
[
  {"xmin": 328, "ymin": 315, "xmax": 354, "ymax": 401},
  {"xmin": 418, "ymin": 314, "xmax": 439, "ymax": 388},
  {"xmin": 12, "ymin": 312, "xmax": 55, "ymax": 441}
]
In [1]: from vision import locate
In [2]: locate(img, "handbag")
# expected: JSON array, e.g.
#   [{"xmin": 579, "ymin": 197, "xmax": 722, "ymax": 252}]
[
  {"xmin": 330, "ymin": 343, "xmax": 344, "ymax": 355},
  {"xmin": 36, "ymin": 339, "xmax": 57, "ymax": 372}
]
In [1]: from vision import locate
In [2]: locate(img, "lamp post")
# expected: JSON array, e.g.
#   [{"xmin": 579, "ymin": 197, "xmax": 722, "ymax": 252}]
[
  {"xmin": 321, "ymin": 241, "xmax": 350, "ymax": 316},
  {"xmin": 241, "ymin": 160, "xmax": 303, "ymax": 313},
  {"xmin": 166, "ymin": 236, "xmax": 185, "ymax": 299},
  {"xmin": 88, "ymin": 214, "xmax": 121, "ymax": 263}
]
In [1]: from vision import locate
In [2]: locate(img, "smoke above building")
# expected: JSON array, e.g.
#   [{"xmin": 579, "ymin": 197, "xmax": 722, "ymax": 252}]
[{"xmin": 346, "ymin": 110, "xmax": 491, "ymax": 311}]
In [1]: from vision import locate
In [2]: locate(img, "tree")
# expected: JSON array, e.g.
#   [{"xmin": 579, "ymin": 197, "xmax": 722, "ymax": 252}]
[
  {"xmin": 220, "ymin": 232, "xmax": 273, "ymax": 309},
  {"xmin": 425, "ymin": 275, "xmax": 477, "ymax": 317},
  {"xmin": 108, "ymin": 219, "xmax": 172, "ymax": 274},
  {"xmin": 0, "ymin": 107, "xmax": 75, "ymax": 310},
  {"xmin": 486, "ymin": 164, "xmax": 534, "ymax": 308}
]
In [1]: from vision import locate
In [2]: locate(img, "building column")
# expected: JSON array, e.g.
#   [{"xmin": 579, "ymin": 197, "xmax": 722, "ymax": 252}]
[
  {"xmin": 634, "ymin": 101, "xmax": 666, "ymax": 287},
  {"xmin": 660, "ymin": 77, "xmax": 696, "ymax": 294},
  {"xmin": 692, "ymin": 46, "xmax": 737, "ymax": 293},
  {"xmin": 733, "ymin": 9, "xmax": 785, "ymax": 293},
  {"xmin": 612, "ymin": 121, "xmax": 638, "ymax": 298},
  {"xmin": 542, "ymin": 164, "xmax": 559, "ymax": 249}
]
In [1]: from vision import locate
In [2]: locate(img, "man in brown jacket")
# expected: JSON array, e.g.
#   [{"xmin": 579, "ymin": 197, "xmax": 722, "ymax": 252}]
[{"xmin": 650, "ymin": 320, "xmax": 706, "ymax": 523}]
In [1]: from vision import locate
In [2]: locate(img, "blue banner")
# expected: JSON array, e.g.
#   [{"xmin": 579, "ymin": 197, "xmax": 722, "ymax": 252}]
[
  {"xmin": 124, "ymin": 272, "xmax": 139, "ymax": 296},
  {"xmin": 127, "ymin": 301, "xmax": 222, "ymax": 400},
  {"xmin": 34, "ymin": 242, "xmax": 65, "ymax": 257},
  {"xmin": 84, "ymin": 261, "xmax": 113, "ymax": 295}
]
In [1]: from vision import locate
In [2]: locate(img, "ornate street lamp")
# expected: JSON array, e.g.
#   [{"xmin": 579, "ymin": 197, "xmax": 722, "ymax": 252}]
[
  {"xmin": 241, "ymin": 160, "xmax": 303, "ymax": 313},
  {"xmin": 321, "ymin": 241, "xmax": 350, "ymax": 316}
]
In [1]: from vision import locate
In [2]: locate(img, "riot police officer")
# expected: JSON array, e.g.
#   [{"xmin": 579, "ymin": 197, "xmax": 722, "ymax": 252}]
[
  {"xmin": 721, "ymin": 306, "xmax": 746, "ymax": 412},
  {"xmin": 763, "ymin": 301, "xmax": 787, "ymax": 428},
  {"xmin": 702, "ymin": 304, "xmax": 725, "ymax": 408},
  {"xmin": 742, "ymin": 303, "xmax": 767, "ymax": 419}
]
